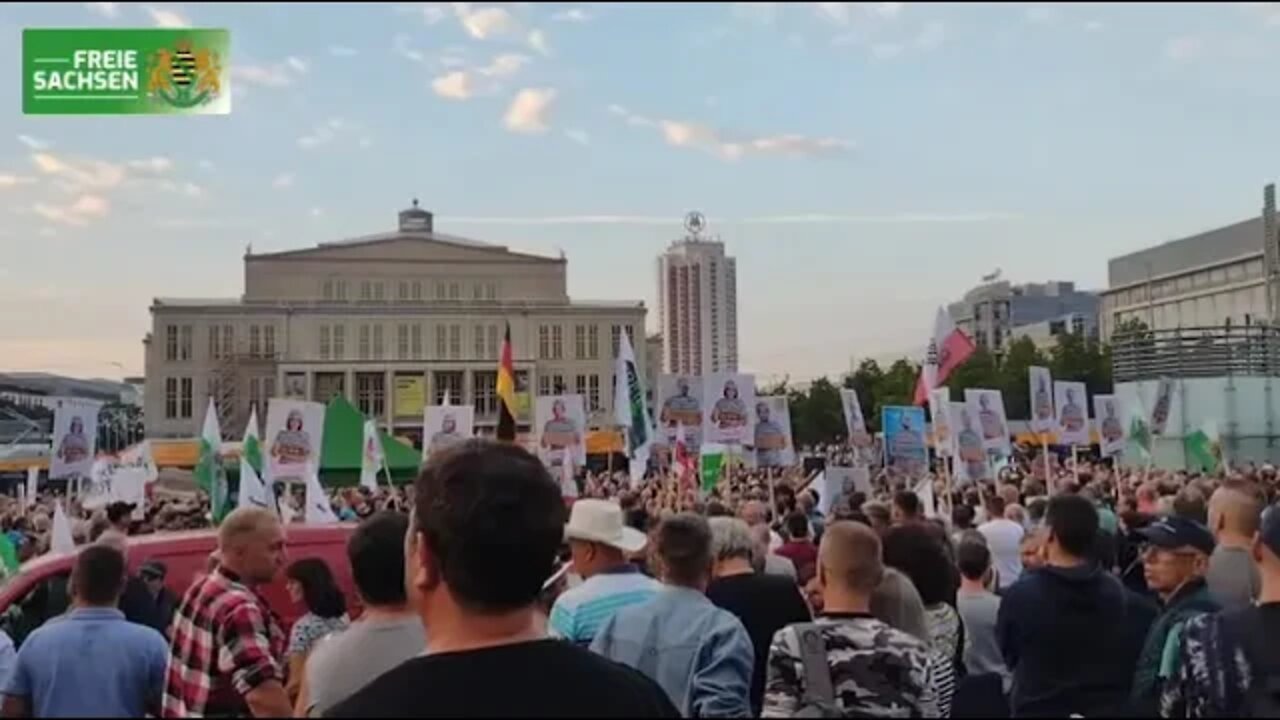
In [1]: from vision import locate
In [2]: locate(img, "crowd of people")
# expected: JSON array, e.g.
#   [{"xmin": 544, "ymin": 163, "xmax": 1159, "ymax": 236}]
[{"xmin": 0, "ymin": 437, "xmax": 1276, "ymax": 717}]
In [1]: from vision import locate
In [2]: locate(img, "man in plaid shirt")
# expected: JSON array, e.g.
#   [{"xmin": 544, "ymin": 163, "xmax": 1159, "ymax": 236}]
[{"xmin": 162, "ymin": 507, "xmax": 293, "ymax": 718}]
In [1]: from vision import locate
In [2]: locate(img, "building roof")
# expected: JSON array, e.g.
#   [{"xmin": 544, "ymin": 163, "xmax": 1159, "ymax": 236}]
[
  {"xmin": 248, "ymin": 230, "xmax": 562, "ymax": 264},
  {"xmin": 1108, "ymin": 217, "xmax": 1263, "ymax": 288}
]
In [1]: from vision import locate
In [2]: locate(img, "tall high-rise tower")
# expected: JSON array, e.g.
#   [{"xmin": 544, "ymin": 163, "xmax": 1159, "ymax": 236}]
[{"xmin": 656, "ymin": 212, "xmax": 738, "ymax": 375}]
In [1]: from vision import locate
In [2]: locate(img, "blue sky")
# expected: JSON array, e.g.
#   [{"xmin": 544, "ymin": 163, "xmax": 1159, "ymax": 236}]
[{"xmin": 2, "ymin": 2, "xmax": 1279, "ymax": 383}]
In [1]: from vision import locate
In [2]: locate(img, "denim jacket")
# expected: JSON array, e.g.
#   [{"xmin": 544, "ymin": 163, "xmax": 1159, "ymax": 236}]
[{"xmin": 590, "ymin": 586, "xmax": 754, "ymax": 718}]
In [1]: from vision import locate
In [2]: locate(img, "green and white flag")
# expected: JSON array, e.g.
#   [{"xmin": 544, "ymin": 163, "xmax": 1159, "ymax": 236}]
[
  {"xmin": 194, "ymin": 399, "xmax": 229, "ymax": 524},
  {"xmin": 1185, "ymin": 419, "xmax": 1223, "ymax": 473},
  {"xmin": 1129, "ymin": 401, "xmax": 1153, "ymax": 462},
  {"xmin": 238, "ymin": 408, "xmax": 271, "ymax": 512},
  {"xmin": 700, "ymin": 443, "xmax": 726, "ymax": 496},
  {"xmin": 614, "ymin": 328, "xmax": 652, "ymax": 457},
  {"xmin": 0, "ymin": 535, "xmax": 19, "ymax": 578},
  {"xmin": 360, "ymin": 419, "xmax": 383, "ymax": 493}
]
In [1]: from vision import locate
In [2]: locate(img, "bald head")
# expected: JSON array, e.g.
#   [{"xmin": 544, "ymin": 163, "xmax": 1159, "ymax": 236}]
[
  {"xmin": 1209, "ymin": 481, "xmax": 1263, "ymax": 539},
  {"xmin": 818, "ymin": 521, "xmax": 884, "ymax": 594},
  {"xmin": 95, "ymin": 529, "xmax": 128, "ymax": 561},
  {"xmin": 218, "ymin": 507, "xmax": 280, "ymax": 551},
  {"xmin": 217, "ymin": 508, "xmax": 285, "ymax": 585},
  {"xmin": 740, "ymin": 500, "xmax": 769, "ymax": 527}
]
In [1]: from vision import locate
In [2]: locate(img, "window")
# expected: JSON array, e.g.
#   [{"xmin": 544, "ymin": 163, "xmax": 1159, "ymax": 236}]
[
  {"xmin": 486, "ymin": 283, "xmax": 497, "ymax": 300},
  {"xmin": 449, "ymin": 324, "xmax": 461, "ymax": 360},
  {"xmin": 178, "ymin": 325, "xmax": 192, "ymax": 361},
  {"xmin": 249, "ymin": 326, "xmax": 261, "ymax": 357},
  {"xmin": 180, "ymin": 378, "xmax": 193, "ymax": 419},
  {"xmin": 589, "ymin": 375, "xmax": 600, "ymax": 411},
  {"xmin": 165, "ymin": 378, "xmax": 178, "ymax": 418},
  {"xmin": 223, "ymin": 325, "xmax": 233, "ymax": 358},
  {"xmin": 314, "ymin": 372, "xmax": 345, "ymax": 403},
  {"xmin": 360, "ymin": 325, "xmax": 371, "ymax": 360},
  {"xmin": 538, "ymin": 374, "xmax": 552, "ymax": 396},
  {"xmin": 335, "ymin": 281, "xmax": 347, "ymax": 301},
  {"xmin": 399, "ymin": 281, "xmax": 409, "ymax": 301},
  {"xmin": 208, "ymin": 326, "xmax": 220, "ymax": 360},
  {"xmin": 449, "ymin": 283, "xmax": 461, "ymax": 300},
  {"xmin": 552, "ymin": 373, "xmax": 565, "ymax": 394},
  {"xmin": 356, "ymin": 373, "xmax": 386, "ymax": 419},
  {"xmin": 320, "ymin": 325, "xmax": 331, "ymax": 360},
  {"xmin": 487, "ymin": 325, "xmax": 499, "ymax": 359},
  {"xmin": 412, "ymin": 281, "xmax": 423, "ymax": 301},
  {"xmin": 323, "ymin": 280, "xmax": 334, "ymax": 300},
  {"xmin": 373, "ymin": 325, "xmax": 385, "ymax": 360},
  {"xmin": 434, "ymin": 371, "xmax": 463, "ymax": 405},
  {"xmin": 333, "ymin": 325, "xmax": 345, "ymax": 360},
  {"xmin": 611, "ymin": 325, "xmax": 622, "ymax": 358},
  {"xmin": 361, "ymin": 281, "xmax": 373, "ymax": 301},
  {"xmin": 474, "ymin": 372, "xmax": 497, "ymax": 415},
  {"xmin": 263, "ymin": 326, "xmax": 275, "ymax": 357},
  {"xmin": 475, "ymin": 324, "xmax": 486, "ymax": 359},
  {"xmin": 539, "ymin": 325, "xmax": 551, "ymax": 359},
  {"xmin": 551, "ymin": 326, "xmax": 563, "ymax": 360},
  {"xmin": 474, "ymin": 284, "xmax": 484, "ymax": 301},
  {"xmin": 575, "ymin": 325, "xmax": 587, "ymax": 359},
  {"xmin": 436, "ymin": 282, "xmax": 447, "ymax": 301},
  {"xmin": 374, "ymin": 282, "xmax": 385, "ymax": 301},
  {"xmin": 436, "ymin": 325, "xmax": 448, "ymax": 359},
  {"xmin": 398, "ymin": 324, "xmax": 410, "ymax": 360},
  {"xmin": 588, "ymin": 326, "xmax": 599, "ymax": 360},
  {"xmin": 411, "ymin": 324, "xmax": 423, "ymax": 359}
]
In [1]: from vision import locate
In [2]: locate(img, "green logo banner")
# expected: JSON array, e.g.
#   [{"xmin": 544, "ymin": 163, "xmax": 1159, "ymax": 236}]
[{"xmin": 23, "ymin": 28, "xmax": 231, "ymax": 115}]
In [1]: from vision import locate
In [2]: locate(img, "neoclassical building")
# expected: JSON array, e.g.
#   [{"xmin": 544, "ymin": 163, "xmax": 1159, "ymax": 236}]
[{"xmin": 144, "ymin": 202, "xmax": 646, "ymax": 447}]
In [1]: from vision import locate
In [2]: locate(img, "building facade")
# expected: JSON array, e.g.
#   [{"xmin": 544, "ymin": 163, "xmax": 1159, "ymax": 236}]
[
  {"xmin": 656, "ymin": 215, "xmax": 738, "ymax": 375},
  {"xmin": 1099, "ymin": 216, "xmax": 1269, "ymax": 342},
  {"xmin": 1009, "ymin": 312, "xmax": 1099, "ymax": 352},
  {"xmin": 948, "ymin": 280, "xmax": 1098, "ymax": 354},
  {"xmin": 144, "ymin": 203, "xmax": 646, "ymax": 445}
]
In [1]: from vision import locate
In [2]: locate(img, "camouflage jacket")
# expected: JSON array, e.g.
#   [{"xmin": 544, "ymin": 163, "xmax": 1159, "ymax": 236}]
[
  {"xmin": 1160, "ymin": 608, "xmax": 1258, "ymax": 718},
  {"xmin": 762, "ymin": 614, "xmax": 938, "ymax": 718}
]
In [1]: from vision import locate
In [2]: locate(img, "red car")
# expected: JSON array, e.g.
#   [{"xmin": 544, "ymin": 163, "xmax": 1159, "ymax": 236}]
[{"xmin": 0, "ymin": 523, "xmax": 360, "ymax": 648}]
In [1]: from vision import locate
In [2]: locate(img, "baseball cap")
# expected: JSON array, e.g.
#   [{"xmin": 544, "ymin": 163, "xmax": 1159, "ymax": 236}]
[
  {"xmin": 1136, "ymin": 515, "xmax": 1215, "ymax": 556},
  {"xmin": 139, "ymin": 560, "xmax": 167, "ymax": 580}
]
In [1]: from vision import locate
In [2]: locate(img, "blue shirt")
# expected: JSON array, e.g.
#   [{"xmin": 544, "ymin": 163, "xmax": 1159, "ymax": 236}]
[
  {"xmin": 4, "ymin": 607, "xmax": 169, "ymax": 718},
  {"xmin": 590, "ymin": 586, "xmax": 754, "ymax": 718},
  {"xmin": 549, "ymin": 565, "xmax": 662, "ymax": 646},
  {"xmin": 0, "ymin": 631, "xmax": 15, "ymax": 691}
]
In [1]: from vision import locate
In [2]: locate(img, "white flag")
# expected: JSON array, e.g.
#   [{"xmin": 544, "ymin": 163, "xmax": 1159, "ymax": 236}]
[
  {"xmin": 238, "ymin": 409, "xmax": 272, "ymax": 512},
  {"xmin": 914, "ymin": 477, "xmax": 937, "ymax": 519},
  {"xmin": 304, "ymin": 464, "xmax": 338, "ymax": 524},
  {"xmin": 25, "ymin": 467, "xmax": 38, "ymax": 508},
  {"xmin": 614, "ymin": 328, "xmax": 652, "ymax": 458},
  {"xmin": 51, "ymin": 502, "xmax": 76, "ymax": 554},
  {"xmin": 360, "ymin": 420, "xmax": 383, "ymax": 493},
  {"xmin": 560, "ymin": 454, "xmax": 579, "ymax": 499}
]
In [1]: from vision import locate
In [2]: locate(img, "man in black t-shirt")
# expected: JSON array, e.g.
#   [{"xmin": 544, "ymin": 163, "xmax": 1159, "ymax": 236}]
[{"xmin": 326, "ymin": 439, "xmax": 678, "ymax": 718}]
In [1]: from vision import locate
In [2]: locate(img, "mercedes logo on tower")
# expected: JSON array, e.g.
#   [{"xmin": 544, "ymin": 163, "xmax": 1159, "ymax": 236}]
[{"xmin": 684, "ymin": 211, "xmax": 707, "ymax": 236}]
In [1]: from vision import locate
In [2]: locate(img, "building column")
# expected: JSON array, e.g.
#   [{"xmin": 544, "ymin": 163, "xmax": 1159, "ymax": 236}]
[
  {"xmin": 345, "ymin": 369, "xmax": 355, "ymax": 403},
  {"xmin": 384, "ymin": 369, "xmax": 394, "ymax": 428},
  {"xmin": 463, "ymin": 369, "xmax": 474, "ymax": 408}
]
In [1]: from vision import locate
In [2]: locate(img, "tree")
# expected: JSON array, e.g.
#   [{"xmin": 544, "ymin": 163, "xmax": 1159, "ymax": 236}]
[
  {"xmin": 787, "ymin": 378, "xmax": 844, "ymax": 446},
  {"xmin": 946, "ymin": 345, "xmax": 1000, "ymax": 396},
  {"xmin": 998, "ymin": 336, "xmax": 1048, "ymax": 420},
  {"xmin": 844, "ymin": 359, "xmax": 883, "ymax": 432},
  {"xmin": 1049, "ymin": 332, "xmax": 1112, "ymax": 397}
]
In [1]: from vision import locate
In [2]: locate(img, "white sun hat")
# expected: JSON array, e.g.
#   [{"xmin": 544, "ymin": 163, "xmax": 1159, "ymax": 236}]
[{"xmin": 564, "ymin": 499, "xmax": 648, "ymax": 554}]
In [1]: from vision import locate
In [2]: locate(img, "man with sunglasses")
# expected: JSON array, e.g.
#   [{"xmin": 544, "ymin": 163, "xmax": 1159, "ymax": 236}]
[{"xmin": 1130, "ymin": 515, "xmax": 1219, "ymax": 717}]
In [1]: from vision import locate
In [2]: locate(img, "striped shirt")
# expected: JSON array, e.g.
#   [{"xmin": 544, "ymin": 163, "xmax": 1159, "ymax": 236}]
[{"xmin": 549, "ymin": 566, "xmax": 662, "ymax": 646}]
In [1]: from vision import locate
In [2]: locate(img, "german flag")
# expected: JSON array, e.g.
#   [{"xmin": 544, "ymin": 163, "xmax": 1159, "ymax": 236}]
[{"xmin": 496, "ymin": 322, "xmax": 518, "ymax": 441}]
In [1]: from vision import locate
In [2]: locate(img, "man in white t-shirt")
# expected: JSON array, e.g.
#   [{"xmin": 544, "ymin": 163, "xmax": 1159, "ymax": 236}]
[{"xmin": 977, "ymin": 494, "xmax": 1024, "ymax": 590}]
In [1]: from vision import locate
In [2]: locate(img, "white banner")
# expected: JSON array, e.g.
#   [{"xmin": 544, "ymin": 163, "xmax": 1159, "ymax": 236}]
[
  {"xmin": 49, "ymin": 397, "xmax": 103, "ymax": 480},
  {"xmin": 1151, "ymin": 377, "xmax": 1174, "ymax": 436},
  {"xmin": 423, "ymin": 404, "xmax": 474, "ymax": 461},
  {"xmin": 953, "ymin": 401, "xmax": 990, "ymax": 483},
  {"xmin": 657, "ymin": 375, "xmax": 704, "ymax": 452},
  {"xmin": 1054, "ymin": 381, "xmax": 1090, "ymax": 446},
  {"xmin": 264, "ymin": 399, "xmax": 327, "ymax": 485},
  {"xmin": 703, "ymin": 373, "xmax": 756, "ymax": 446},
  {"xmin": 535, "ymin": 394, "xmax": 587, "ymax": 472},
  {"xmin": 965, "ymin": 389, "xmax": 1011, "ymax": 456},
  {"xmin": 927, "ymin": 388, "xmax": 953, "ymax": 458},
  {"xmin": 840, "ymin": 389, "xmax": 876, "ymax": 466},
  {"xmin": 1094, "ymin": 394, "xmax": 1127, "ymax": 457},
  {"xmin": 753, "ymin": 396, "xmax": 794, "ymax": 468},
  {"xmin": 1029, "ymin": 366, "xmax": 1056, "ymax": 434}
]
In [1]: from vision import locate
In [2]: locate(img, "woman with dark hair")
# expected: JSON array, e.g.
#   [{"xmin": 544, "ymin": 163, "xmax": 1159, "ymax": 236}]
[{"xmin": 283, "ymin": 558, "xmax": 350, "ymax": 703}]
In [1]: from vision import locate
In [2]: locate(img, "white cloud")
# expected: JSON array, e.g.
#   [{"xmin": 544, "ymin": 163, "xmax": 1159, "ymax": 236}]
[
  {"xmin": 30, "ymin": 153, "xmax": 127, "ymax": 190},
  {"xmin": 197, "ymin": 159, "xmax": 215, "ymax": 171},
  {"xmin": 328, "ymin": 45, "xmax": 359, "ymax": 57},
  {"xmin": 358, "ymin": 136, "xmax": 374, "ymax": 149},
  {"xmin": 231, "ymin": 61, "xmax": 303, "ymax": 88},
  {"xmin": 145, "ymin": 5, "xmax": 190, "ymax": 28},
  {"xmin": 1024, "ymin": 5, "xmax": 1058, "ymax": 25},
  {"xmin": 611, "ymin": 107, "xmax": 853, "ymax": 161},
  {"xmin": 504, "ymin": 88, "xmax": 556, "ymax": 134},
  {"xmin": 871, "ymin": 42, "xmax": 903, "ymax": 60},
  {"xmin": 564, "ymin": 129, "xmax": 590, "ymax": 145},
  {"xmin": 297, "ymin": 118, "xmax": 362, "ymax": 149},
  {"xmin": 1165, "ymin": 35, "xmax": 1203, "ymax": 61},
  {"xmin": 915, "ymin": 22, "xmax": 945, "ymax": 49},
  {"xmin": 70, "ymin": 195, "xmax": 109, "ymax": 216},
  {"xmin": 731, "ymin": 3, "xmax": 779, "ymax": 25},
  {"xmin": 310, "ymin": 207, "xmax": 324, "ymax": 218},
  {"xmin": 0, "ymin": 174, "xmax": 35, "ymax": 188},
  {"xmin": 393, "ymin": 34, "xmax": 427, "ymax": 63},
  {"xmin": 478, "ymin": 53, "xmax": 529, "ymax": 77},
  {"xmin": 400, "ymin": 2, "xmax": 448, "ymax": 24},
  {"xmin": 285, "ymin": 56, "xmax": 308, "ymax": 74},
  {"xmin": 85, "ymin": 2, "xmax": 118, "ymax": 18},
  {"xmin": 1241, "ymin": 2, "xmax": 1280, "ymax": 26},
  {"xmin": 552, "ymin": 7, "xmax": 590, "ymax": 22},
  {"xmin": 17, "ymin": 134, "xmax": 49, "ymax": 151},
  {"xmin": 528, "ymin": 29, "xmax": 551, "ymax": 55},
  {"xmin": 456, "ymin": 4, "xmax": 518, "ymax": 39},
  {"xmin": 126, "ymin": 156, "xmax": 172, "ymax": 173},
  {"xmin": 33, "ymin": 194, "xmax": 110, "ymax": 226},
  {"xmin": 432, "ymin": 71, "xmax": 476, "ymax": 99},
  {"xmin": 272, "ymin": 173, "xmax": 294, "ymax": 189},
  {"xmin": 871, "ymin": 2, "xmax": 904, "ymax": 19},
  {"xmin": 180, "ymin": 182, "xmax": 202, "ymax": 198}
]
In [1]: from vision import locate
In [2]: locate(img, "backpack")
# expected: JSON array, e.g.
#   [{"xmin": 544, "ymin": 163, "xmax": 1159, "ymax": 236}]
[
  {"xmin": 790, "ymin": 624, "xmax": 844, "ymax": 718},
  {"xmin": 1224, "ymin": 607, "xmax": 1280, "ymax": 718}
]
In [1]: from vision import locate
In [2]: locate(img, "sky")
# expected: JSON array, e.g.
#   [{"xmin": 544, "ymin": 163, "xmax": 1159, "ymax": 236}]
[{"xmin": 2, "ymin": 2, "xmax": 1280, "ymax": 384}]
